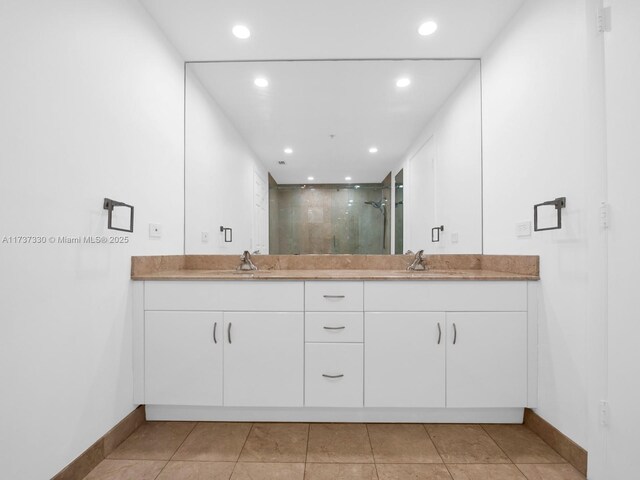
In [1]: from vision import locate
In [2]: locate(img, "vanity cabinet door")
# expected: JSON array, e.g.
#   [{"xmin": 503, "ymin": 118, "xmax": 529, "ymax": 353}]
[
  {"xmin": 223, "ymin": 312, "xmax": 303, "ymax": 407},
  {"xmin": 145, "ymin": 311, "xmax": 223, "ymax": 406},
  {"xmin": 446, "ymin": 312, "xmax": 527, "ymax": 407},
  {"xmin": 364, "ymin": 312, "xmax": 445, "ymax": 407}
]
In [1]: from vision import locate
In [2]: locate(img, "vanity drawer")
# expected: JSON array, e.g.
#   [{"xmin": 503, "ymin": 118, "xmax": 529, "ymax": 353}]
[
  {"xmin": 144, "ymin": 281, "xmax": 303, "ymax": 311},
  {"xmin": 305, "ymin": 281, "xmax": 364, "ymax": 311},
  {"xmin": 305, "ymin": 313, "xmax": 363, "ymax": 343},
  {"xmin": 364, "ymin": 281, "xmax": 528, "ymax": 312},
  {"xmin": 305, "ymin": 343, "xmax": 363, "ymax": 407}
]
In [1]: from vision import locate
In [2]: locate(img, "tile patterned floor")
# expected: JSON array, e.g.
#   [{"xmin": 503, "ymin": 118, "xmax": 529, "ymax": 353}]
[{"xmin": 83, "ymin": 422, "xmax": 586, "ymax": 480}]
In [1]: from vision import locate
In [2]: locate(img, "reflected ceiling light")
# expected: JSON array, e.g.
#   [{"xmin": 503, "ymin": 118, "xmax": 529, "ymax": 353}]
[
  {"xmin": 345, "ymin": 176, "xmax": 352, "ymax": 181},
  {"xmin": 418, "ymin": 21, "xmax": 438, "ymax": 36},
  {"xmin": 232, "ymin": 25, "xmax": 251, "ymax": 39},
  {"xmin": 284, "ymin": 147, "xmax": 293, "ymax": 154},
  {"xmin": 254, "ymin": 77, "xmax": 269, "ymax": 88},
  {"xmin": 355, "ymin": 185, "xmax": 361, "ymax": 189},
  {"xmin": 369, "ymin": 147, "xmax": 379, "ymax": 154},
  {"xmin": 396, "ymin": 77, "xmax": 411, "ymax": 88},
  {"xmin": 307, "ymin": 176, "xmax": 314, "ymax": 181}
]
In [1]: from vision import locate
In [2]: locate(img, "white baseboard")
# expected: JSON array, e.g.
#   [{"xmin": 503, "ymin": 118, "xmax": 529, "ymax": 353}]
[{"xmin": 145, "ymin": 405, "xmax": 524, "ymax": 423}]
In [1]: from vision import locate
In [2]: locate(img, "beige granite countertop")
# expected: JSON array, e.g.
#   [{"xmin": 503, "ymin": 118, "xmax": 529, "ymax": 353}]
[
  {"xmin": 131, "ymin": 255, "xmax": 539, "ymax": 281},
  {"xmin": 132, "ymin": 268, "xmax": 537, "ymax": 281}
]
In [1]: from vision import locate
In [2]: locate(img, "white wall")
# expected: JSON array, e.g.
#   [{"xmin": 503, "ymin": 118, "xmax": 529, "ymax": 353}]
[
  {"xmin": 482, "ymin": 0, "xmax": 607, "ymax": 449},
  {"xmin": 184, "ymin": 68, "xmax": 269, "ymax": 254},
  {"xmin": 603, "ymin": 1, "xmax": 640, "ymax": 478},
  {"xmin": 0, "ymin": 1, "xmax": 185, "ymax": 478},
  {"xmin": 397, "ymin": 63, "xmax": 483, "ymax": 254}
]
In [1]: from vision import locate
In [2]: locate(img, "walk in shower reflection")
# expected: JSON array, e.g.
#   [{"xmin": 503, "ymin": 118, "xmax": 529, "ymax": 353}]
[{"xmin": 270, "ymin": 178, "xmax": 391, "ymax": 254}]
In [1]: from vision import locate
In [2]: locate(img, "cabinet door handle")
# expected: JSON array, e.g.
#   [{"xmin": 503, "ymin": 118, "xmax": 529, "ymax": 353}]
[
  {"xmin": 213, "ymin": 322, "xmax": 217, "ymax": 344},
  {"xmin": 453, "ymin": 323, "xmax": 457, "ymax": 345},
  {"xmin": 322, "ymin": 374, "xmax": 344, "ymax": 379},
  {"xmin": 323, "ymin": 326, "xmax": 346, "ymax": 330},
  {"xmin": 227, "ymin": 322, "xmax": 232, "ymax": 344},
  {"xmin": 323, "ymin": 295, "xmax": 345, "ymax": 299},
  {"xmin": 437, "ymin": 322, "xmax": 442, "ymax": 345}
]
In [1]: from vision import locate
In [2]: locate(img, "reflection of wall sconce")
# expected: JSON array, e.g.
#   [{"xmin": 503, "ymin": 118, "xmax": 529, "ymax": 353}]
[
  {"xmin": 103, "ymin": 198, "xmax": 134, "ymax": 233},
  {"xmin": 534, "ymin": 197, "xmax": 566, "ymax": 232},
  {"xmin": 431, "ymin": 225, "xmax": 444, "ymax": 242},
  {"xmin": 220, "ymin": 226, "xmax": 233, "ymax": 242}
]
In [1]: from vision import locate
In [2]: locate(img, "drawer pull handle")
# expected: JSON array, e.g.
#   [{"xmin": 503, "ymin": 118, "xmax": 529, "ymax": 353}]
[
  {"xmin": 437, "ymin": 322, "xmax": 441, "ymax": 345},
  {"xmin": 227, "ymin": 322, "xmax": 232, "ymax": 344},
  {"xmin": 453, "ymin": 323, "xmax": 457, "ymax": 345},
  {"xmin": 323, "ymin": 295, "xmax": 346, "ymax": 299},
  {"xmin": 322, "ymin": 374, "xmax": 344, "ymax": 379},
  {"xmin": 323, "ymin": 326, "xmax": 346, "ymax": 330},
  {"xmin": 213, "ymin": 322, "xmax": 217, "ymax": 344}
]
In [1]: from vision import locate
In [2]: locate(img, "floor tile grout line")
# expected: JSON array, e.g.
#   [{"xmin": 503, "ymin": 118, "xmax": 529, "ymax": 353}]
[
  {"xmin": 479, "ymin": 424, "xmax": 518, "ymax": 465},
  {"xmin": 422, "ymin": 423, "xmax": 446, "ymax": 465},
  {"xmin": 481, "ymin": 423, "xmax": 569, "ymax": 466},
  {"xmin": 421, "ymin": 423, "xmax": 455, "ymax": 479},
  {"xmin": 231, "ymin": 422, "xmax": 255, "ymax": 476},
  {"xmin": 304, "ymin": 423, "xmax": 311, "ymax": 465},
  {"xmin": 151, "ymin": 460, "xmax": 170, "ymax": 480},
  {"xmin": 167, "ymin": 421, "xmax": 200, "ymax": 463},
  {"xmin": 364, "ymin": 423, "xmax": 380, "ymax": 478},
  {"xmin": 513, "ymin": 462, "xmax": 534, "ymax": 480}
]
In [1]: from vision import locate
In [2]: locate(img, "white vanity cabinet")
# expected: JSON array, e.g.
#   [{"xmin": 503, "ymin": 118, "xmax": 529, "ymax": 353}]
[
  {"xmin": 365, "ymin": 312, "xmax": 446, "ymax": 408},
  {"xmin": 445, "ymin": 312, "xmax": 527, "ymax": 408},
  {"xmin": 224, "ymin": 312, "xmax": 303, "ymax": 407},
  {"xmin": 304, "ymin": 281, "xmax": 365, "ymax": 408},
  {"xmin": 134, "ymin": 278, "xmax": 537, "ymax": 422},
  {"xmin": 139, "ymin": 281, "xmax": 304, "ymax": 408},
  {"xmin": 363, "ymin": 282, "xmax": 533, "ymax": 410},
  {"xmin": 145, "ymin": 311, "xmax": 223, "ymax": 406}
]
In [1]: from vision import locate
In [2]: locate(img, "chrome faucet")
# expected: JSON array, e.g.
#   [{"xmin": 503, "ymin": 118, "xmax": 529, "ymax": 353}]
[
  {"xmin": 407, "ymin": 249, "xmax": 427, "ymax": 271},
  {"xmin": 237, "ymin": 250, "xmax": 258, "ymax": 271}
]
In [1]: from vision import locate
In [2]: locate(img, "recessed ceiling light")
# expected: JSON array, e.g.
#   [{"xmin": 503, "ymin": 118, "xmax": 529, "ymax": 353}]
[
  {"xmin": 254, "ymin": 77, "xmax": 269, "ymax": 88},
  {"xmin": 345, "ymin": 176, "xmax": 352, "ymax": 181},
  {"xmin": 232, "ymin": 25, "xmax": 251, "ymax": 39},
  {"xmin": 396, "ymin": 78, "xmax": 411, "ymax": 88},
  {"xmin": 307, "ymin": 176, "xmax": 314, "ymax": 181},
  {"xmin": 418, "ymin": 21, "xmax": 438, "ymax": 36},
  {"xmin": 369, "ymin": 147, "xmax": 379, "ymax": 154},
  {"xmin": 284, "ymin": 147, "xmax": 293, "ymax": 154}
]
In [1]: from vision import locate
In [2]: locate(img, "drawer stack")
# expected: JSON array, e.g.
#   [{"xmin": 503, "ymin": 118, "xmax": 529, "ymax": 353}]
[{"xmin": 304, "ymin": 282, "xmax": 364, "ymax": 407}]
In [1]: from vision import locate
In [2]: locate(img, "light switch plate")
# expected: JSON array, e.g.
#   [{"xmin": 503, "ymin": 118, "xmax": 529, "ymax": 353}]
[
  {"xmin": 149, "ymin": 223, "xmax": 162, "ymax": 238},
  {"xmin": 516, "ymin": 221, "xmax": 532, "ymax": 237}
]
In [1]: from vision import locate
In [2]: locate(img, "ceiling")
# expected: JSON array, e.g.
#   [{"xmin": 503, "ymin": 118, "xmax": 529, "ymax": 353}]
[
  {"xmin": 141, "ymin": 0, "xmax": 525, "ymax": 183},
  {"xmin": 189, "ymin": 60, "xmax": 479, "ymax": 184},
  {"xmin": 140, "ymin": 0, "xmax": 525, "ymax": 61}
]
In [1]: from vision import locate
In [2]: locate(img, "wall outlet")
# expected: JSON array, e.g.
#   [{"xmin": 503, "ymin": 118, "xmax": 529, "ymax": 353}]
[
  {"xmin": 597, "ymin": 6, "xmax": 612, "ymax": 33},
  {"xmin": 600, "ymin": 400, "xmax": 609, "ymax": 427},
  {"xmin": 516, "ymin": 221, "xmax": 532, "ymax": 237},
  {"xmin": 201, "ymin": 231, "xmax": 209, "ymax": 243},
  {"xmin": 451, "ymin": 232, "xmax": 459, "ymax": 244},
  {"xmin": 149, "ymin": 223, "xmax": 162, "ymax": 238},
  {"xmin": 600, "ymin": 201, "xmax": 610, "ymax": 229}
]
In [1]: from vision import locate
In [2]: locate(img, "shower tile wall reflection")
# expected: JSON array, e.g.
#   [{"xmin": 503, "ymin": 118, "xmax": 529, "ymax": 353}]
[{"xmin": 270, "ymin": 183, "xmax": 390, "ymax": 254}]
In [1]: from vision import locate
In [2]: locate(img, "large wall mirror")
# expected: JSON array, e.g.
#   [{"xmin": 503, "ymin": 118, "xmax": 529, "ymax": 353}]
[{"xmin": 185, "ymin": 59, "xmax": 482, "ymax": 255}]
